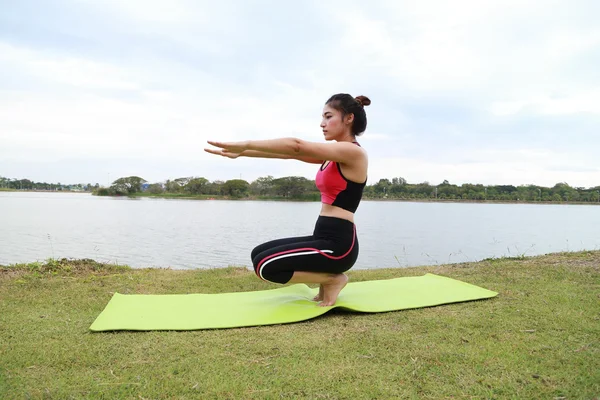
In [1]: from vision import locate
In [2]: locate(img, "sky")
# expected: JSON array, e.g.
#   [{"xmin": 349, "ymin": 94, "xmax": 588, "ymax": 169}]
[{"xmin": 1, "ymin": 0, "xmax": 599, "ymax": 188}]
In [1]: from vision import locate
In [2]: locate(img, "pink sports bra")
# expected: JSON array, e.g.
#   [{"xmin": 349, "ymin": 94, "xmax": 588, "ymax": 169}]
[{"xmin": 315, "ymin": 142, "xmax": 366, "ymax": 213}]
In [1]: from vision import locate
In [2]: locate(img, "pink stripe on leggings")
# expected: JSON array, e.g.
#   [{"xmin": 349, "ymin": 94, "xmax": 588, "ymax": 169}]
[{"xmin": 255, "ymin": 225, "xmax": 356, "ymax": 280}]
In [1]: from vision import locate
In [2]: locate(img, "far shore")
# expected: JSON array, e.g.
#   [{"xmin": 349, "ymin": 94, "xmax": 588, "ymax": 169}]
[{"xmin": 3, "ymin": 188, "xmax": 599, "ymax": 206}]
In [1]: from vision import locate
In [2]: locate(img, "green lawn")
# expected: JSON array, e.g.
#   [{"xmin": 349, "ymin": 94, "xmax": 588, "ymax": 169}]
[{"xmin": 1, "ymin": 252, "xmax": 598, "ymax": 399}]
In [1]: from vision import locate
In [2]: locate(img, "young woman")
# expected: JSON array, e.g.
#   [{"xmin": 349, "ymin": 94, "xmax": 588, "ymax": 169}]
[{"xmin": 204, "ymin": 93, "xmax": 370, "ymax": 306}]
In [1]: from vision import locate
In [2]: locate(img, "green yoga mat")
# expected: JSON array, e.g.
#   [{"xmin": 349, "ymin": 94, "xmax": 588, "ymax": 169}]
[{"xmin": 89, "ymin": 273, "xmax": 497, "ymax": 331}]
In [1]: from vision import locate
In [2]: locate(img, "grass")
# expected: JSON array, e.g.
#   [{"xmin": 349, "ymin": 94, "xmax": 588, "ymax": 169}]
[{"xmin": 1, "ymin": 252, "xmax": 599, "ymax": 399}]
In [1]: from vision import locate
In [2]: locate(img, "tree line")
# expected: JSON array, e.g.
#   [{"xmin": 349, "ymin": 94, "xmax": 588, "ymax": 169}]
[
  {"xmin": 0, "ymin": 176, "xmax": 97, "ymax": 192},
  {"xmin": 90, "ymin": 175, "xmax": 600, "ymax": 203},
  {"xmin": 3, "ymin": 174, "xmax": 599, "ymax": 203}
]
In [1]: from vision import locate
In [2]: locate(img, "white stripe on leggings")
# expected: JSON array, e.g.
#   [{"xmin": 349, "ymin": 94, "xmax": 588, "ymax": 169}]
[{"xmin": 259, "ymin": 250, "xmax": 334, "ymax": 281}]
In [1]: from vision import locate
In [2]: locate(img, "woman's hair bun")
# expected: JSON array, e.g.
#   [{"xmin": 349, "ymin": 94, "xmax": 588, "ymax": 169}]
[{"xmin": 355, "ymin": 95, "xmax": 371, "ymax": 107}]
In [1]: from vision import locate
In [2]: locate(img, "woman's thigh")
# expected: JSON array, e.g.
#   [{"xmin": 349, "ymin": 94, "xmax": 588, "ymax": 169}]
[{"xmin": 251, "ymin": 235, "xmax": 314, "ymax": 261}]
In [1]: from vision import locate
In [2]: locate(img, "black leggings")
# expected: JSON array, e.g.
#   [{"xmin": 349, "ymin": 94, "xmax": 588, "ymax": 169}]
[{"xmin": 251, "ymin": 216, "xmax": 359, "ymax": 284}]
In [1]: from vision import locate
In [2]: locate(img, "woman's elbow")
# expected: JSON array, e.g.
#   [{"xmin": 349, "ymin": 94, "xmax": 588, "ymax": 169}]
[{"xmin": 290, "ymin": 138, "xmax": 303, "ymax": 154}]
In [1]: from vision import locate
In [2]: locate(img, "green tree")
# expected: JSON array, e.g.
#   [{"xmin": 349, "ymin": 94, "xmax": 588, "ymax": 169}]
[
  {"xmin": 111, "ymin": 176, "xmax": 147, "ymax": 195},
  {"xmin": 222, "ymin": 179, "xmax": 249, "ymax": 197},
  {"xmin": 391, "ymin": 177, "xmax": 407, "ymax": 186},
  {"xmin": 15, "ymin": 179, "xmax": 34, "ymax": 190},
  {"xmin": 205, "ymin": 180, "xmax": 225, "ymax": 195},
  {"xmin": 272, "ymin": 176, "xmax": 311, "ymax": 198},
  {"xmin": 414, "ymin": 182, "xmax": 433, "ymax": 197},
  {"xmin": 147, "ymin": 184, "xmax": 165, "ymax": 194},
  {"xmin": 552, "ymin": 193, "xmax": 562, "ymax": 202},
  {"xmin": 374, "ymin": 179, "xmax": 391, "ymax": 197},
  {"xmin": 174, "ymin": 177, "xmax": 193, "ymax": 187},
  {"xmin": 185, "ymin": 177, "xmax": 209, "ymax": 195},
  {"xmin": 438, "ymin": 183, "xmax": 458, "ymax": 199},
  {"xmin": 250, "ymin": 176, "xmax": 275, "ymax": 196},
  {"xmin": 165, "ymin": 179, "xmax": 186, "ymax": 193}
]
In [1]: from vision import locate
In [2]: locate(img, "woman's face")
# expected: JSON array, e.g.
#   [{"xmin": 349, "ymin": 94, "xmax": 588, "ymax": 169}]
[{"xmin": 320, "ymin": 104, "xmax": 353, "ymax": 141}]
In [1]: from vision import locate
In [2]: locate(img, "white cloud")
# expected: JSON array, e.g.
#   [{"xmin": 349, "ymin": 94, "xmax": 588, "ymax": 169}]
[
  {"xmin": 0, "ymin": 42, "xmax": 140, "ymax": 90},
  {"xmin": 89, "ymin": 0, "xmax": 203, "ymax": 24},
  {"xmin": 491, "ymin": 90, "xmax": 600, "ymax": 116},
  {"xmin": 326, "ymin": 0, "xmax": 600, "ymax": 103},
  {"xmin": 546, "ymin": 29, "xmax": 600, "ymax": 60}
]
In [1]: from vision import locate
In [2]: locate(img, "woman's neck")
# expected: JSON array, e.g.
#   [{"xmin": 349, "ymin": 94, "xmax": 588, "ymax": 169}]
[{"xmin": 336, "ymin": 134, "xmax": 356, "ymax": 143}]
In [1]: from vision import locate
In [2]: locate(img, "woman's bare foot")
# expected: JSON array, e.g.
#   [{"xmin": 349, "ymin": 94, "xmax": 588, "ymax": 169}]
[
  {"xmin": 318, "ymin": 274, "xmax": 349, "ymax": 307},
  {"xmin": 313, "ymin": 284, "xmax": 324, "ymax": 302}
]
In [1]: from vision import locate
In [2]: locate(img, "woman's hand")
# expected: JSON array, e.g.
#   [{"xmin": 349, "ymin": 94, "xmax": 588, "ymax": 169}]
[
  {"xmin": 206, "ymin": 140, "xmax": 249, "ymax": 154},
  {"xmin": 204, "ymin": 140, "xmax": 250, "ymax": 159},
  {"xmin": 204, "ymin": 148, "xmax": 242, "ymax": 159}
]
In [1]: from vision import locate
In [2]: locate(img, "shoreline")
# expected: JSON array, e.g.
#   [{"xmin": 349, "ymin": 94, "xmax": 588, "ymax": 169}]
[
  {"xmin": 3, "ymin": 248, "xmax": 600, "ymax": 270},
  {"xmin": 3, "ymin": 189, "xmax": 599, "ymax": 206}
]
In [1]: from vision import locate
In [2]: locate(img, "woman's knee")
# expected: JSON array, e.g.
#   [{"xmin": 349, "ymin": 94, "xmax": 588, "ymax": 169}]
[
  {"xmin": 252, "ymin": 253, "xmax": 293, "ymax": 284},
  {"xmin": 251, "ymin": 247, "xmax": 259, "ymax": 263},
  {"xmin": 251, "ymin": 243, "xmax": 266, "ymax": 263}
]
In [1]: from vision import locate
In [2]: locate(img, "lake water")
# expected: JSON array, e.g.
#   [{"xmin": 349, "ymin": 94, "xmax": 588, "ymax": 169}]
[{"xmin": 0, "ymin": 192, "xmax": 598, "ymax": 270}]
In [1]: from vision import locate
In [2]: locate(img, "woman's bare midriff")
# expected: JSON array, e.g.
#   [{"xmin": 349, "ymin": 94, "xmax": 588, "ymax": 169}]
[{"xmin": 319, "ymin": 203, "xmax": 355, "ymax": 223}]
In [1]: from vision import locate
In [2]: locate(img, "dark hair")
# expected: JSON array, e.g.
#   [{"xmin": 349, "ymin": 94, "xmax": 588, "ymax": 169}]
[{"xmin": 325, "ymin": 93, "xmax": 371, "ymax": 136}]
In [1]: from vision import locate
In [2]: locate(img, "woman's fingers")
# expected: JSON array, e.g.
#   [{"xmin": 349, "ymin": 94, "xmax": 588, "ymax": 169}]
[
  {"xmin": 207, "ymin": 140, "xmax": 229, "ymax": 149},
  {"xmin": 204, "ymin": 148, "xmax": 239, "ymax": 159},
  {"xmin": 204, "ymin": 148, "xmax": 227, "ymax": 157},
  {"xmin": 222, "ymin": 150, "xmax": 241, "ymax": 159},
  {"xmin": 207, "ymin": 140, "xmax": 246, "ymax": 153},
  {"xmin": 206, "ymin": 140, "xmax": 245, "ymax": 158}
]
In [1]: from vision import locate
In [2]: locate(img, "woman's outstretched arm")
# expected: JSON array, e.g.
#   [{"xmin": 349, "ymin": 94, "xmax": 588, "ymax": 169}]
[
  {"xmin": 204, "ymin": 147, "xmax": 322, "ymax": 164},
  {"xmin": 241, "ymin": 150, "xmax": 323, "ymax": 164},
  {"xmin": 206, "ymin": 138, "xmax": 363, "ymax": 164}
]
